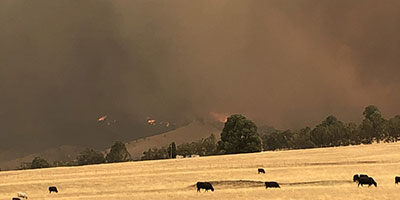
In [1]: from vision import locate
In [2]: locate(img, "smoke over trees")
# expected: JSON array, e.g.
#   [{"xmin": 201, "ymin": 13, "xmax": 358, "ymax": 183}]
[
  {"xmin": 262, "ymin": 105, "xmax": 400, "ymax": 150},
  {"xmin": 1, "ymin": 0, "xmax": 400, "ymax": 156}
]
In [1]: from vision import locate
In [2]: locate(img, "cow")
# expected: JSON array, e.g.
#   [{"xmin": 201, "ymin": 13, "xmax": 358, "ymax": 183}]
[
  {"xmin": 196, "ymin": 182, "xmax": 214, "ymax": 192},
  {"xmin": 49, "ymin": 186, "xmax": 58, "ymax": 193},
  {"xmin": 359, "ymin": 174, "xmax": 368, "ymax": 178},
  {"xmin": 358, "ymin": 177, "xmax": 377, "ymax": 187},
  {"xmin": 395, "ymin": 176, "xmax": 400, "ymax": 184},
  {"xmin": 12, "ymin": 198, "xmax": 21, "ymax": 200},
  {"xmin": 354, "ymin": 174, "xmax": 368, "ymax": 182},
  {"xmin": 265, "ymin": 181, "xmax": 280, "ymax": 189},
  {"xmin": 17, "ymin": 192, "xmax": 28, "ymax": 199},
  {"xmin": 258, "ymin": 168, "xmax": 266, "ymax": 174},
  {"xmin": 353, "ymin": 174, "xmax": 359, "ymax": 182}
]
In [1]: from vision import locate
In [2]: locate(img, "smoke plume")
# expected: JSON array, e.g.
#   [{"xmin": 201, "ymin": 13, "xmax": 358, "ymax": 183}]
[{"xmin": 1, "ymin": 0, "xmax": 400, "ymax": 152}]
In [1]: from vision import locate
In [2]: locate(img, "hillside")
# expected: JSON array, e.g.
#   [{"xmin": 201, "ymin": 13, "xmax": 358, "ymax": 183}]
[
  {"xmin": 0, "ymin": 120, "xmax": 221, "ymax": 169},
  {"xmin": 0, "ymin": 145, "xmax": 83, "ymax": 170},
  {"xmin": 1, "ymin": 142, "xmax": 400, "ymax": 199},
  {"xmin": 125, "ymin": 120, "xmax": 222, "ymax": 160}
]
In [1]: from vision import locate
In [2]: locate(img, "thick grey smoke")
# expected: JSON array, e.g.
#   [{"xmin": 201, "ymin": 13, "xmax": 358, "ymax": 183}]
[{"xmin": 1, "ymin": 0, "xmax": 400, "ymax": 153}]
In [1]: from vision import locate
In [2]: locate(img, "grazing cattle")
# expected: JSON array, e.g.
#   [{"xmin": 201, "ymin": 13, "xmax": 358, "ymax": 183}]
[
  {"xmin": 258, "ymin": 168, "xmax": 266, "ymax": 174},
  {"xmin": 395, "ymin": 176, "xmax": 400, "ymax": 184},
  {"xmin": 17, "ymin": 192, "xmax": 28, "ymax": 199},
  {"xmin": 353, "ymin": 174, "xmax": 359, "ymax": 182},
  {"xmin": 49, "ymin": 186, "xmax": 58, "ymax": 193},
  {"xmin": 196, "ymin": 182, "xmax": 214, "ymax": 192},
  {"xmin": 12, "ymin": 198, "xmax": 21, "ymax": 200},
  {"xmin": 265, "ymin": 181, "xmax": 280, "ymax": 189},
  {"xmin": 358, "ymin": 177, "xmax": 377, "ymax": 187}
]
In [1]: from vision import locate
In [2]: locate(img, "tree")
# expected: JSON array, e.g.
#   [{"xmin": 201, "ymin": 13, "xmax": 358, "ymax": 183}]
[
  {"xmin": 106, "ymin": 141, "xmax": 131, "ymax": 163},
  {"xmin": 292, "ymin": 127, "xmax": 315, "ymax": 149},
  {"xmin": 176, "ymin": 142, "xmax": 196, "ymax": 157},
  {"xmin": 310, "ymin": 115, "xmax": 346, "ymax": 147},
  {"xmin": 261, "ymin": 129, "xmax": 295, "ymax": 150},
  {"xmin": 345, "ymin": 122, "xmax": 362, "ymax": 145},
  {"xmin": 31, "ymin": 156, "xmax": 50, "ymax": 169},
  {"xmin": 202, "ymin": 134, "xmax": 217, "ymax": 155},
  {"xmin": 361, "ymin": 105, "xmax": 386, "ymax": 143},
  {"xmin": 77, "ymin": 148, "xmax": 105, "ymax": 165},
  {"xmin": 167, "ymin": 142, "xmax": 177, "ymax": 158},
  {"xmin": 386, "ymin": 115, "xmax": 400, "ymax": 142},
  {"xmin": 141, "ymin": 147, "xmax": 168, "ymax": 160},
  {"xmin": 19, "ymin": 162, "xmax": 31, "ymax": 170},
  {"xmin": 217, "ymin": 114, "xmax": 261, "ymax": 154}
]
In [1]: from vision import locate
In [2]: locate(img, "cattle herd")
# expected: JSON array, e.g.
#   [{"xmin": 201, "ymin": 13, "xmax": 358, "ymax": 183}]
[
  {"xmin": 8, "ymin": 169, "xmax": 400, "ymax": 198},
  {"xmin": 196, "ymin": 168, "xmax": 400, "ymax": 193}
]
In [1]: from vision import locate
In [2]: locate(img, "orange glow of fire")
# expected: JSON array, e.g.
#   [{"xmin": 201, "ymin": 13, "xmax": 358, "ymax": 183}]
[
  {"xmin": 147, "ymin": 119, "xmax": 156, "ymax": 125},
  {"xmin": 209, "ymin": 112, "xmax": 228, "ymax": 123},
  {"xmin": 97, "ymin": 115, "xmax": 107, "ymax": 122}
]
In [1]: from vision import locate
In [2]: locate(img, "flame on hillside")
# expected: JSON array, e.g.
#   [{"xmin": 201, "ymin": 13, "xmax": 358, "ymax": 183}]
[
  {"xmin": 97, "ymin": 115, "xmax": 117, "ymax": 126},
  {"xmin": 147, "ymin": 119, "xmax": 156, "ymax": 125},
  {"xmin": 146, "ymin": 117, "xmax": 171, "ymax": 127},
  {"xmin": 97, "ymin": 115, "xmax": 107, "ymax": 122}
]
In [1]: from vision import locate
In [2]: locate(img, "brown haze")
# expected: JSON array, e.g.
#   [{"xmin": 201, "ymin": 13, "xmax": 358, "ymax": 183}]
[{"xmin": 1, "ymin": 0, "xmax": 400, "ymax": 152}]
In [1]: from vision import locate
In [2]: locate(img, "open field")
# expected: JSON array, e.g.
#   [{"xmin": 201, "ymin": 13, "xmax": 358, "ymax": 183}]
[{"xmin": 1, "ymin": 143, "xmax": 400, "ymax": 200}]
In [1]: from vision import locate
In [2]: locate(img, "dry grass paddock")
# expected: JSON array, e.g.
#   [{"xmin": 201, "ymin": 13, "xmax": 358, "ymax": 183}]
[{"xmin": 1, "ymin": 142, "xmax": 400, "ymax": 199}]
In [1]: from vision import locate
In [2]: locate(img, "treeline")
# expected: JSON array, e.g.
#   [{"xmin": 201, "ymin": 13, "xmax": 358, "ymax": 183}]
[
  {"xmin": 141, "ymin": 105, "xmax": 400, "ymax": 160},
  {"xmin": 141, "ymin": 114, "xmax": 263, "ymax": 160},
  {"xmin": 18, "ymin": 105, "xmax": 400, "ymax": 169},
  {"xmin": 261, "ymin": 105, "xmax": 400, "ymax": 151},
  {"xmin": 141, "ymin": 134, "xmax": 218, "ymax": 160},
  {"xmin": 19, "ymin": 141, "xmax": 132, "ymax": 170}
]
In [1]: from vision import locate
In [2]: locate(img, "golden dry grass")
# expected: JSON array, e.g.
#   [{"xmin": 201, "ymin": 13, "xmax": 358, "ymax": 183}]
[{"xmin": 1, "ymin": 142, "xmax": 400, "ymax": 200}]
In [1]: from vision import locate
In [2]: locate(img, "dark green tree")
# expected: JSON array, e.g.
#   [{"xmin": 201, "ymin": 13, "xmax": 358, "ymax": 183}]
[
  {"xmin": 141, "ymin": 147, "xmax": 168, "ymax": 160},
  {"xmin": 361, "ymin": 105, "xmax": 386, "ymax": 143},
  {"xmin": 202, "ymin": 134, "xmax": 217, "ymax": 155},
  {"xmin": 19, "ymin": 162, "xmax": 31, "ymax": 170},
  {"xmin": 141, "ymin": 148, "xmax": 155, "ymax": 160},
  {"xmin": 217, "ymin": 114, "xmax": 261, "ymax": 154},
  {"xmin": 77, "ymin": 148, "xmax": 105, "ymax": 165},
  {"xmin": 291, "ymin": 127, "xmax": 315, "ymax": 149},
  {"xmin": 311, "ymin": 115, "xmax": 346, "ymax": 147},
  {"xmin": 31, "ymin": 156, "xmax": 50, "ymax": 169},
  {"xmin": 106, "ymin": 141, "xmax": 131, "ymax": 163},
  {"xmin": 176, "ymin": 143, "xmax": 196, "ymax": 157},
  {"xmin": 386, "ymin": 115, "xmax": 400, "ymax": 142},
  {"xmin": 345, "ymin": 122, "xmax": 362, "ymax": 145},
  {"xmin": 167, "ymin": 142, "xmax": 177, "ymax": 158},
  {"xmin": 261, "ymin": 130, "xmax": 294, "ymax": 150}
]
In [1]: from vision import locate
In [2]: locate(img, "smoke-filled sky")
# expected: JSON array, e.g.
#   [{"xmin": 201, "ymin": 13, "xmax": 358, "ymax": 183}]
[{"xmin": 1, "ymin": 0, "xmax": 400, "ymax": 152}]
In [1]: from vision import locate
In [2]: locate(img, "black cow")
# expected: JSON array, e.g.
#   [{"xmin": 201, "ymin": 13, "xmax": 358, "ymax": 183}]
[
  {"xmin": 265, "ymin": 181, "xmax": 280, "ymax": 189},
  {"xmin": 12, "ymin": 198, "xmax": 21, "ymax": 200},
  {"xmin": 196, "ymin": 182, "xmax": 214, "ymax": 192},
  {"xmin": 353, "ymin": 174, "xmax": 359, "ymax": 182},
  {"xmin": 49, "ymin": 186, "xmax": 58, "ymax": 193},
  {"xmin": 358, "ymin": 177, "xmax": 377, "ymax": 187},
  {"xmin": 258, "ymin": 168, "xmax": 266, "ymax": 174},
  {"xmin": 395, "ymin": 176, "xmax": 400, "ymax": 184},
  {"xmin": 359, "ymin": 174, "xmax": 368, "ymax": 178}
]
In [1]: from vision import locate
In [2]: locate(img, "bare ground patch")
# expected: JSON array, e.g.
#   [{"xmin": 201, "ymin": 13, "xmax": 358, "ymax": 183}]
[{"xmin": 189, "ymin": 179, "xmax": 354, "ymax": 190}]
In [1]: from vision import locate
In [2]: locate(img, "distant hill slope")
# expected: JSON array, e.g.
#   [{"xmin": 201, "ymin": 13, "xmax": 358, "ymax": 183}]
[
  {"xmin": 0, "ymin": 145, "xmax": 83, "ymax": 170},
  {"xmin": 125, "ymin": 120, "xmax": 222, "ymax": 160}
]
